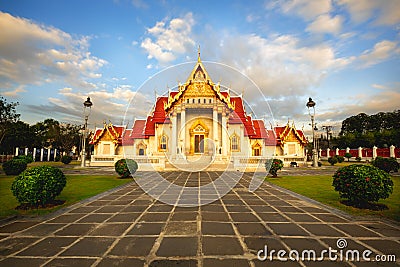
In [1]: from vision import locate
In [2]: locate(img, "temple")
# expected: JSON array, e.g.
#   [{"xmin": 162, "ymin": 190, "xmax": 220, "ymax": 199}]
[{"xmin": 89, "ymin": 53, "xmax": 308, "ymax": 170}]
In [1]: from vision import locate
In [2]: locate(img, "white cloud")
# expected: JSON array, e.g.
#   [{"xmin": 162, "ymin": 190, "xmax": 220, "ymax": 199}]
[
  {"xmin": 269, "ymin": 0, "xmax": 332, "ymax": 20},
  {"xmin": 199, "ymin": 31, "xmax": 353, "ymax": 121},
  {"xmin": 306, "ymin": 14, "xmax": 343, "ymax": 35},
  {"xmin": 338, "ymin": 0, "xmax": 400, "ymax": 25},
  {"xmin": 358, "ymin": 40, "xmax": 400, "ymax": 68},
  {"xmin": 131, "ymin": 0, "xmax": 148, "ymax": 9},
  {"xmin": 2, "ymin": 85, "xmax": 26, "ymax": 97},
  {"xmin": 0, "ymin": 12, "xmax": 106, "ymax": 92},
  {"xmin": 27, "ymin": 85, "xmax": 152, "ymax": 125},
  {"xmin": 141, "ymin": 13, "xmax": 196, "ymax": 65}
]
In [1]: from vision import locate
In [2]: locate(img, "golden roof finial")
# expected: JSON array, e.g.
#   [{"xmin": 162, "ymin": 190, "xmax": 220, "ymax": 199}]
[{"xmin": 197, "ymin": 45, "xmax": 201, "ymax": 62}]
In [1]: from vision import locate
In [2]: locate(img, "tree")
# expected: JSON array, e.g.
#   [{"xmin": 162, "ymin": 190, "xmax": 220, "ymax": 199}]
[
  {"xmin": 0, "ymin": 121, "xmax": 36, "ymax": 154},
  {"xmin": 0, "ymin": 97, "xmax": 20, "ymax": 146},
  {"xmin": 338, "ymin": 110, "xmax": 400, "ymax": 148},
  {"xmin": 30, "ymin": 119, "xmax": 80, "ymax": 154},
  {"xmin": 57, "ymin": 123, "xmax": 81, "ymax": 154}
]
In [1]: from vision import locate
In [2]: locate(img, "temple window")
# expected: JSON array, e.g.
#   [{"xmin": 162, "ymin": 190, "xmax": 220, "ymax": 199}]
[
  {"xmin": 187, "ymin": 99, "xmax": 190, "ymax": 103},
  {"xmin": 198, "ymin": 98, "xmax": 201, "ymax": 103},
  {"xmin": 231, "ymin": 134, "xmax": 240, "ymax": 152},
  {"xmin": 192, "ymin": 99, "xmax": 195, "ymax": 103},
  {"xmin": 252, "ymin": 142, "xmax": 261, "ymax": 156},
  {"xmin": 160, "ymin": 135, "xmax": 167, "ymax": 150},
  {"xmin": 209, "ymin": 99, "xmax": 212, "ymax": 103},
  {"xmin": 204, "ymin": 98, "xmax": 206, "ymax": 103}
]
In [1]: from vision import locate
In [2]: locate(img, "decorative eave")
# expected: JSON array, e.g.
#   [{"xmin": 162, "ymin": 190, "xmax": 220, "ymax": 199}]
[
  {"xmin": 163, "ymin": 81, "xmax": 235, "ymax": 111},
  {"xmin": 279, "ymin": 122, "xmax": 308, "ymax": 146},
  {"xmin": 90, "ymin": 122, "xmax": 122, "ymax": 145}
]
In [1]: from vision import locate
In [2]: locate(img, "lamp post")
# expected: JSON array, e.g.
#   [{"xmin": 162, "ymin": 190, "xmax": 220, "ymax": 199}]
[
  {"xmin": 306, "ymin": 97, "xmax": 318, "ymax": 167},
  {"xmin": 81, "ymin": 97, "xmax": 93, "ymax": 167}
]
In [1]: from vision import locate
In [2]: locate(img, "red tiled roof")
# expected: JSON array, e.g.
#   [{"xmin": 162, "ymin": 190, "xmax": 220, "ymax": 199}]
[{"xmin": 130, "ymin": 120, "xmax": 146, "ymax": 139}]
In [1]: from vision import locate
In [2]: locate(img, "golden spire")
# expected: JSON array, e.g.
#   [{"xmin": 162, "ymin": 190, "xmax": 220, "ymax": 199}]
[{"xmin": 197, "ymin": 45, "xmax": 201, "ymax": 62}]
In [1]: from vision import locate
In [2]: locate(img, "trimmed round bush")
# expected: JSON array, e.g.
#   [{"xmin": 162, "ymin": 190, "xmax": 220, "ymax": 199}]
[
  {"xmin": 344, "ymin": 153, "xmax": 352, "ymax": 162},
  {"xmin": 336, "ymin": 156, "xmax": 344, "ymax": 163},
  {"xmin": 11, "ymin": 166, "xmax": 66, "ymax": 207},
  {"xmin": 61, "ymin": 155, "xmax": 72, "ymax": 164},
  {"xmin": 332, "ymin": 164, "xmax": 393, "ymax": 205},
  {"xmin": 14, "ymin": 154, "xmax": 34, "ymax": 164},
  {"xmin": 372, "ymin": 157, "xmax": 399, "ymax": 173},
  {"xmin": 265, "ymin": 158, "xmax": 284, "ymax": 177},
  {"xmin": 328, "ymin": 156, "xmax": 338, "ymax": 166},
  {"xmin": 115, "ymin": 159, "xmax": 138, "ymax": 178},
  {"xmin": 2, "ymin": 159, "xmax": 27, "ymax": 176}
]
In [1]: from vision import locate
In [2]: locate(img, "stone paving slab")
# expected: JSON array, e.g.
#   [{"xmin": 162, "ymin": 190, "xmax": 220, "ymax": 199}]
[{"xmin": 0, "ymin": 171, "xmax": 399, "ymax": 267}]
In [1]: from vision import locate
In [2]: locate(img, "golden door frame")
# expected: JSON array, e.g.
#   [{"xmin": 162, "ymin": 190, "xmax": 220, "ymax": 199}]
[{"xmin": 189, "ymin": 119, "xmax": 209, "ymax": 155}]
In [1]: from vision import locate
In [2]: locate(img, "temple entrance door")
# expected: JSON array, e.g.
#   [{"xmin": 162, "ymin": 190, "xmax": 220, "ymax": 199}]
[{"xmin": 194, "ymin": 134, "xmax": 204, "ymax": 153}]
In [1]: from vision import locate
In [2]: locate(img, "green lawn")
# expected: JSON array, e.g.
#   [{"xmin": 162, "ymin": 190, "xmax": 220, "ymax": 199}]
[
  {"xmin": 0, "ymin": 174, "xmax": 132, "ymax": 218},
  {"xmin": 266, "ymin": 175, "xmax": 400, "ymax": 222}
]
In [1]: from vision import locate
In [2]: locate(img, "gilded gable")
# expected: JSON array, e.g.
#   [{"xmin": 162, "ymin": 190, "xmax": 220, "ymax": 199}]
[
  {"xmin": 184, "ymin": 82, "xmax": 215, "ymax": 97},
  {"xmin": 286, "ymin": 130, "xmax": 299, "ymax": 142}
]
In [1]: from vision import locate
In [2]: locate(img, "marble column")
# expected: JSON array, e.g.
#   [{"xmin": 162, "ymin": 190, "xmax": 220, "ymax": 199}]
[
  {"xmin": 171, "ymin": 113, "xmax": 177, "ymax": 157},
  {"xmin": 181, "ymin": 108, "xmax": 186, "ymax": 156},
  {"xmin": 221, "ymin": 112, "xmax": 227, "ymax": 156},
  {"xmin": 213, "ymin": 106, "xmax": 218, "ymax": 154}
]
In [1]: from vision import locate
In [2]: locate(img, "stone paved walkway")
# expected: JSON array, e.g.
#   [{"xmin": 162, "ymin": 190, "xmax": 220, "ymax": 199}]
[{"xmin": 0, "ymin": 171, "xmax": 399, "ymax": 267}]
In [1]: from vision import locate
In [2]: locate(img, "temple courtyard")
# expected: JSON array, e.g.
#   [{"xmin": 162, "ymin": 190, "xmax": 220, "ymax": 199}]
[{"xmin": 0, "ymin": 171, "xmax": 399, "ymax": 267}]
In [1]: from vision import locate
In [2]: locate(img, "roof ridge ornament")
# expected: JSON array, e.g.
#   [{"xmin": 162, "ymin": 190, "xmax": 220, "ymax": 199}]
[{"xmin": 197, "ymin": 44, "xmax": 201, "ymax": 62}]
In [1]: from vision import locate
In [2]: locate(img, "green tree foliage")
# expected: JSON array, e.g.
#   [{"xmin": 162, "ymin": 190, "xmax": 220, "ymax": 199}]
[
  {"xmin": 30, "ymin": 119, "xmax": 81, "ymax": 154},
  {"xmin": 0, "ymin": 121, "xmax": 36, "ymax": 154},
  {"xmin": 0, "ymin": 97, "xmax": 20, "ymax": 146},
  {"xmin": 337, "ymin": 110, "xmax": 400, "ymax": 148}
]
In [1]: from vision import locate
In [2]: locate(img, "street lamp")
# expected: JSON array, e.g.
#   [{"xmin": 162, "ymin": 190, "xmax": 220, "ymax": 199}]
[
  {"xmin": 81, "ymin": 97, "xmax": 93, "ymax": 167},
  {"xmin": 306, "ymin": 97, "xmax": 318, "ymax": 167}
]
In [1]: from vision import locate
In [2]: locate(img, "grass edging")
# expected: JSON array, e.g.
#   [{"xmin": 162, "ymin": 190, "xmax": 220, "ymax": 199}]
[
  {"xmin": 265, "ymin": 175, "xmax": 400, "ymax": 225},
  {"xmin": 0, "ymin": 174, "xmax": 133, "ymax": 223},
  {"xmin": 265, "ymin": 180, "xmax": 354, "ymax": 220},
  {"xmin": 37, "ymin": 180, "xmax": 134, "ymax": 222}
]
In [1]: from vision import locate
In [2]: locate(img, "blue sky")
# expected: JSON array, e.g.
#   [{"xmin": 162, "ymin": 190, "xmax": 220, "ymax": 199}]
[{"xmin": 0, "ymin": 0, "xmax": 399, "ymax": 135}]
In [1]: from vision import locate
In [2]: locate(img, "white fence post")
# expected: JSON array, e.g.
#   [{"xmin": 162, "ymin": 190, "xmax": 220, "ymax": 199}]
[
  {"xmin": 25, "ymin": 147, "xmax": 28, "ymax": 155},
  {"xmin": 358, "ymin": 147, "xmax": 363, "ymax": 158},
  {"xmin": 390, "ymin": 145, "xmax": 395, "ymax": 158},
  {"xmin": 346, "ymin": 147, "xmax": 350, "ymax": 153},
  {"xmin": 40, "ymin": 149, "xmax": 44, "ymax": 162},
  {"xmin": 335, "ymin": 148, "xmax": 339, "ymax": 156},
  {"xmin": 372, "ymin": 146, "xmax": 377, "ymax": 159},
  {"xmin": 327, "ymin": 148, "xmax": 330, "ymax": 157},
  {"xmin": 15, "ymin": 147, "xmax": 19, "ymax": 156},
  {"xmin": 54, "ymin": 149, "xmax": 57, "ymax": 161},
  {"xmin": 33, "ymin": 148, "xmax": 36, "ymax": 161}
]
